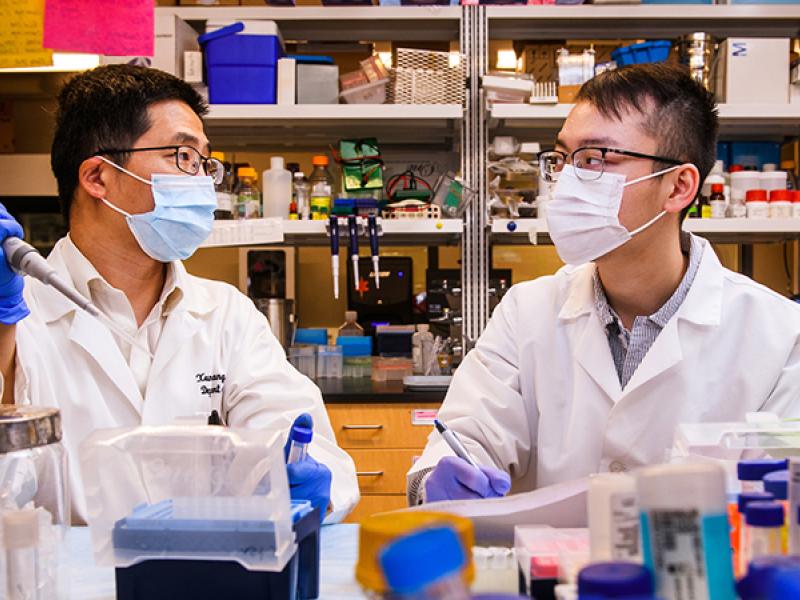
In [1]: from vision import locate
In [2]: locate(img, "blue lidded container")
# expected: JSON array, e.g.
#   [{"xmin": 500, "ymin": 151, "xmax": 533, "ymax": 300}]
[
  {"xmin": 738, "ymin": 459, "xmax": 788, "ymax": 487},
  {"xmin": 577, "ymin": 562, "xmax": 653, "ymax": 598},
  {"xmin": 736, "ymin": 556, "xmax": 800, "ymax": 600},
  {"xmin": 739, "ymin": 491, "xmax": 775, "ymax": 514},
  {"xmin": 745, "ymin": 501, "xmax": 785, "ymax": 528},
  {"xmin": 763, "ymin": 470, "xmax": 789, "ymax": 501},
  {"xmin": 294, "ymin": 328, "xmax": 328, "ymax": 346},
  {"xmin": 379, "ymin": 526, "xmax": 466, "ymax": 596}
]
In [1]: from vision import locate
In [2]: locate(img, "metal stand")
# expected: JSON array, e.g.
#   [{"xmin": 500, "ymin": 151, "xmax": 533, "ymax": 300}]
[{"xmin": 460, "ymin": 5, "xmax": 490, "ymax": 351}]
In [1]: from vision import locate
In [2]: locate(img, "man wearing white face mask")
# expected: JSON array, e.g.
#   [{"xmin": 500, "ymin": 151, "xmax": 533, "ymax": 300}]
[
  {"xmin": 408, "ymin": 63, "xmax": 800, "ymax": 505},
  {"xmin": 0, "ymin": 65, "xmax": 359, "ymax": 523}
]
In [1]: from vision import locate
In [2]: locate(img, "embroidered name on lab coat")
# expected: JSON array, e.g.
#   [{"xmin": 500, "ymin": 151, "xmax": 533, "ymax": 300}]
[{"xmin": 195, "ymin": 372, "xmax": 226, "ymax": 396}]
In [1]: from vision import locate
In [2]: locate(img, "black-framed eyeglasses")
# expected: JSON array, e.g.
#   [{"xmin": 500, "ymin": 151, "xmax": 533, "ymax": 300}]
[
  {"xmin": 95, "ymin": 145, "xmax": 224, "ymax": 185},
  {"xmin": 539, "ymin": 146, "xmax": 684, "ymax": 182}
]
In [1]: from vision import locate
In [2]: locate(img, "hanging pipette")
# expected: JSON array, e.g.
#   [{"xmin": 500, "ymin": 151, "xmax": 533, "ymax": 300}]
[
  {"xmin": 367, "ymin": 215, "xmax": 380, "ymax": 290},
  {"xmin": 329, "ymin": 216, "xmax": 340, "ymax": 300},
  {"xmin": 347, "ymin": 215, "xmax": 359, "ymax": 292},
  {"xmin": 3, "ymin": 237, "xmax": 154, "ymax": 358}
]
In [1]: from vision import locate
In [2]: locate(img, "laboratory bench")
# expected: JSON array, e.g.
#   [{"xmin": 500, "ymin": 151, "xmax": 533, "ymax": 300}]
[{"xmin": 318, "ymin": 378, "xmax": 444, "ymax": 522}]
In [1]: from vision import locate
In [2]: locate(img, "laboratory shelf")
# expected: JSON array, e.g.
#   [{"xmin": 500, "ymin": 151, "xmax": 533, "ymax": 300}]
[
  {"xmin": 491, "ymin": 218, "xmax": 800, "ymax": 245},
  {"xmin": 489, "ymin": 103, "xmax": 800, "ymax": 139},
  {"xmin": 156, "ymin": 6, "xmax": 462, "ymax": 42},
  {"xmin": 486, "ymin": 5, "xmax": 800, "ymax": 40},
  {"xmin": 204, "ymin": 104, "xmax": 464, "ymax": 150},
  {"xmin": 201, "ymin": 217, "xmax": 463, "ymax": 248}
]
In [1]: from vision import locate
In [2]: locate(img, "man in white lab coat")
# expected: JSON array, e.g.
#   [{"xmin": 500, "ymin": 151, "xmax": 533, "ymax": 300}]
[
  {"xmin": 408, "ymin": 63, "xmax": 800, "ymax": 504},
  {"xmin": 0, "ymin": 65, "xmax": 359, "ymax": 522}
]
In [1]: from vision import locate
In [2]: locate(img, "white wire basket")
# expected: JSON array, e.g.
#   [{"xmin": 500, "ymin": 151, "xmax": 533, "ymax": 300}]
[{"xmin": 392, "ymin": 48, "xmax": 466, "ymax": 105}]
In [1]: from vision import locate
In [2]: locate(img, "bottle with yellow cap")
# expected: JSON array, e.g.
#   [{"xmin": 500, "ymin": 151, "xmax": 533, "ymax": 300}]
[
  {"xmin": 236, "ymin": 167, "xmax": 261, "ymax": 220},
  {"xmin": 210, "ymin": 152, "xmax": 234, "ymax": 220}
]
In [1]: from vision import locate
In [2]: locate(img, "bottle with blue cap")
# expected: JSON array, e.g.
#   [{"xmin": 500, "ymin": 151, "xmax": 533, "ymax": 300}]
[
  {"xmin": 738, "ymin": 459, "xmax": 788, "ymax": 493},
  {"xmin": 577, "ymin": 562, "xmax": 656, "ymax": 599},
  {"xmin": 379, "ymin": 526, "xmax": 470, "ymax": 599},
  {"xmin": 745, "ymin": 501, "xmax": 785, "ymax": 564},
  {"xmin": 736, "ymin": 555, "xmax": 800, "ymax": 599},
  {"xmin": 736, "ymin": 491, "xmax": 775, "ymax": 577},
  {"xmin": 286, "ymin": 422, "xmax": 313, "ymax": 464}
]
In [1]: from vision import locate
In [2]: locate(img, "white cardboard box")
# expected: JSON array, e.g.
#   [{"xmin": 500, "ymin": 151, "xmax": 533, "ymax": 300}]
[{"xmin": 716, "ymin": 38, "xmax": 790, "ymax": 104}]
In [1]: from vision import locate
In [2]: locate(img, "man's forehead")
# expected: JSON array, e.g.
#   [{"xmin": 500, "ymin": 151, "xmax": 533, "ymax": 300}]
[{"xmin": 555, "ymin": 101, "xmax": 653, "ymax": 151}]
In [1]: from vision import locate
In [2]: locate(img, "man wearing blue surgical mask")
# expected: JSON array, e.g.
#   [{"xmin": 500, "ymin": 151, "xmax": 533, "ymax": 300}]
[
  {"xmin": 408, "ymin": 63, "xmax": 800, "ymax": 505},
  {"xmin": 0, "ymin": 65, "xmax": 358, "ymax": 523}
]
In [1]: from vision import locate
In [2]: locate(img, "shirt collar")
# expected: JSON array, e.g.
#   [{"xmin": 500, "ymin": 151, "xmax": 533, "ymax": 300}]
[{"xmin": 593, "ymin": 231, "xmax": 704, "ymax": 331}]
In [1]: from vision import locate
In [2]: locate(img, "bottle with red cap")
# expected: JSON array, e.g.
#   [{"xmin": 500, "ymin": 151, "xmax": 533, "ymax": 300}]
[
  {"xmin": 770, "ymin": 190, "xmax": 793, "ymax": 219},
  {"xmin": 746, "ymin": 189, "xmax": 769, "ymax": 219},
  {"xmin": 710, "ymin": 184, "xmax": 727, "ymax": 219}
]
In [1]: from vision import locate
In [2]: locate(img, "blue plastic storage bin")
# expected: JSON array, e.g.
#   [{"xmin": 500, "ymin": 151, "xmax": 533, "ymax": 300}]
[
  {"xmin": 198, "ymin": 22, "xmax": 284, "ymax": 105},
  {"xmin": 294, "ymin": 328, "xmax": 329, "ymax": 346},
  {"xmin": 729, "ymin": 142, "xmax": 781, "ymax": 170},
  {"xmin": 612, "ymin": 41, "xmax": 671, "ymax": 67}
]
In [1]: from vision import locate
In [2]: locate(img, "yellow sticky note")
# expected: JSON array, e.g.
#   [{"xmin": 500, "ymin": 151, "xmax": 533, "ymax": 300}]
[{"xmin": 0, "ymin": 0, "xmax": 53, "ymax": 68}]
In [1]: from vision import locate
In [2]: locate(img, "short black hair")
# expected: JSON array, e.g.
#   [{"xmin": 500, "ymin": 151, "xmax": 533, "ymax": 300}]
[
  {"xmin": 575, "ymin": 63, "xmax": 719, "ymax": 221},
  {"xmin": 51, "ymin": 64, "xmax": 208, "ymax": 225}
]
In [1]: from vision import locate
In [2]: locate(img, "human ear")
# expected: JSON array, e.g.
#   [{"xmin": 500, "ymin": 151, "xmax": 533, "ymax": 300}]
[
  {"xmin": 663, "ymin": 164, "xmax": 701, "ymax": 214},
  {"xmin": 77, "ymin": 156, "xmax": 111, "ymax": 201}
]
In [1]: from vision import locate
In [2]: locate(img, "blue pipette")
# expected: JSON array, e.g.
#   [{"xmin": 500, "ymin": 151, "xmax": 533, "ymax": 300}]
[
  {"xmin": 368, "ymin": 215, "xmax": 380, "ymax": 289},
  {"xmin": 329, "ymin": 215, "xmax": 339, "ymax": 300},
  {"xmin": 348, "ymin": 215, "xmax": 359, "ymax": 291}
]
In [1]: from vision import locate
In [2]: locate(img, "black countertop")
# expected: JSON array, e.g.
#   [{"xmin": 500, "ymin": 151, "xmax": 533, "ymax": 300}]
[{"xmin": 316, "ymin": 378, "xmax": 447, "ymax": 404}]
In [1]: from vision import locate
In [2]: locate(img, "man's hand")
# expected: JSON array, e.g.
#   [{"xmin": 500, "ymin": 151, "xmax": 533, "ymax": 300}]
[
  {"xmin": 425, "ymin": 456, "xmax": 511, "ymax": 503},
  {"xmin": 0, "ymin": 204, "xmax": 29, "ymax": 325},
  {"xmin": 284, "ymin": 413, "xmax": 332, "ymax": 522}
]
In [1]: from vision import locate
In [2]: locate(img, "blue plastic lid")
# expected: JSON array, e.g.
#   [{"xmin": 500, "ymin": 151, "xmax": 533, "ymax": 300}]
[
  {"xmin": 738, "ymin": 459, "xmax": 788, "ymax": 481},
  {"xmin": 746, "ymin": 501, "xmax": 785, "ymax": 527},
  {"xmin": 738, "ymin": 491, "xmax": 775, "ymax": 514},
  {"xmin": 736, "ymin": 555, "xmax": 800, "ymax": 599},
  {"xmin": 288, "ymin": 54, "xmax": 335, "ymax": 65},
  {"xmin": 763, "ymin": 470, "xmax": 789, "ymax": 501},
  {"xmin": 577, "ymin": 562, "xmax": 653, "ymax": 597},
  {"xmin": 294, "ymin": 328, "xmax": 328, "ymax": 345},
  {"xmin": 291, "ymin": 425, "xmax": 312, "ymax": 444},
  {"xmin": 336, "ymin": 336, "xmax": 372, "ymax": 357},
  {"xmin": 770, "ymin": 569, "xmax": 800, "ymax": 599},
  {"xmin": 198, "ymin": 22, "xmax": 245, "ymax": 45},
  {"xmin": 379, "ymin": 526, "xmax": 465, "ymax": 594}
]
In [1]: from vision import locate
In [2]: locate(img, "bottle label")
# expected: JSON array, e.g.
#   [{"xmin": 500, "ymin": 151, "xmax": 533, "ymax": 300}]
[
  {"xmin": 701, "ymin": 205, "xmax": 712, "ymax": 219},
  {"xmin": 610, "ymin": 492, "xmax": 641, "ymax": 561},
  {"xmin": 642, "ymin": 510, "xmax": 735, "ymax": 600},
  {"xmin": 216, "ymin": 192, "xmax": 233, "ymax": 212}
]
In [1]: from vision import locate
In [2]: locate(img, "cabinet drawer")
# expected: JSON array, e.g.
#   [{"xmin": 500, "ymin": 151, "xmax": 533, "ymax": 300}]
[
  {"xmin": 344, "ymin": 494, "xmax": 408, "ymax": 524},
  {"xmin": 327, "ymin": 403, "xmax": 439, "ymax": 449},
  {"xmin": 350, "ymin": 449, "xmax": 419, "ymax": 495}
]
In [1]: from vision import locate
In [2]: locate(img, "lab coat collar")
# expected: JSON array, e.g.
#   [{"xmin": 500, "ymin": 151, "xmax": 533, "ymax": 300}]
[
  {"xmin": 557, "ymin": 234, "xmax": 723, "ymax": 327},
  {"xmin": 34, "ymin": 237, "xmax": 216, "ymax": 324}
]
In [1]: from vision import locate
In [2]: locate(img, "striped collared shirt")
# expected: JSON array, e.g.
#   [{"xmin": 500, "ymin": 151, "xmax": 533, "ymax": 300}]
[{"xmin": 593, "ymin": 233, "xmax": 704, "ymax": 389}]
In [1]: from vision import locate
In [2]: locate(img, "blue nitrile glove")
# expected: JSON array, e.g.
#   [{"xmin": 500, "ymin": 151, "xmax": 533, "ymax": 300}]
[
  {"xmin": 284, "ymin": 413, "xmax": 332, "ymax": 522},
  {"xmin": 425, "ymin": 456, "xmax": 511, "ymax": 503},
  {"xmin": 0, "ymin": 204, "xmax": 29, "ymax": 325}
]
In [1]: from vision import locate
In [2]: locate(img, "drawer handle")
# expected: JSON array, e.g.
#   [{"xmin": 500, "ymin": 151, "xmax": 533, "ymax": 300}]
[
  {"xmin": 356, "ymin": 471, "xmax": 385, "ymax": 477},
  {"xmin": 342, "ymin": 424, "xmax": 384, "ymax": 430}
]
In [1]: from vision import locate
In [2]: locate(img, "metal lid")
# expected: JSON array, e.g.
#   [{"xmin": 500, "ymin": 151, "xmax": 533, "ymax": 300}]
[{"xmin": 0, "ymin": 406, "xmax": 61, "ymax": 453}]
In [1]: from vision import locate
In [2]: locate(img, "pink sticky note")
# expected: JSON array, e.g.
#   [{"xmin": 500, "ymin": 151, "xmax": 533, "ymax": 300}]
[{"xmin": 43, "ymin": 0, "xmax": 154, "ymax": 57}]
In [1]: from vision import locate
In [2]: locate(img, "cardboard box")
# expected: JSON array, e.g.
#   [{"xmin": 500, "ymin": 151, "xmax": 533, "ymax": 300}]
[
  {"xmin": 715, "ymin": 38, "xmax": 790, "ymax": 104},
  {"xmin": 557, "ymin": 84, "xmax": 581, "ymax": 103}
]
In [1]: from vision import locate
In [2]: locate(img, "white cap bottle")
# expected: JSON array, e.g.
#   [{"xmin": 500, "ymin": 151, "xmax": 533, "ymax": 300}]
[{"xmin": 262, "ymin": 156, "xmax": 292, "ymax": 219}]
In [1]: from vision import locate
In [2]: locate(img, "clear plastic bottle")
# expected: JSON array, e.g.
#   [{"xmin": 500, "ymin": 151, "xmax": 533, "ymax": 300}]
[
  {"xmin": 745, "ymin": 501, "xmax": 784, "ymax": 562},
  {"xmin": 236, "ymin": 167, "xmax": 261, "ymax": 220},
  {"xmin": 286, "ymin": 423, "xmax": 312, "ymax": 464},
  {"xmin": 338, "ymin": 311, "xmax": 364, "ymax": 337},
  {"xmin": 412, "ymin": 324, "xmax": 434, "ymax": 376},
  {"xmin": 379, "ymin": 526, "xmax": 470, "ymax": 600},
  {"xmin": 263, "ymin": 156, "xmax": 292, "ymax": 219},
  {"xmin": 309, "ymin": 155, "xmax": 335, "ymax": 221},
  {"xmin": 294, "ymin": 172, "xmax": 311, "ymax": 220},
  {"xmin": 211, "ymin": 152, "xmax": 234, "ymax": 220}
]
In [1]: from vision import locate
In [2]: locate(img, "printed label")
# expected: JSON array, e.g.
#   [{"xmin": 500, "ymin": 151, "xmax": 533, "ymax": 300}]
[
  {"xmin": 610, "ymin": 492, "xmax": 641, "ymax": 561},
  {"xmin": 412, "ymin": 409, "xmax": 438, "ymax": 426},
  {"xmin": 648, "ymin": 509, "xmax": 710, "ymax": 600}
]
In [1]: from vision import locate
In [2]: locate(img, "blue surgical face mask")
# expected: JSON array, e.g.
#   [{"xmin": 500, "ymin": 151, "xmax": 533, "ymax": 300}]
[{"xmin": 98, "ymin": 157, "xmax": 216, "ymax": 262}]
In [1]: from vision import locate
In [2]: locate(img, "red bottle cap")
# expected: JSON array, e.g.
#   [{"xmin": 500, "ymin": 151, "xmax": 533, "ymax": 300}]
[
  {"xmin": 711, "ymin": 184, "xmax": 724, "ymax": 194},
  {"xmin": 746, "ymin": 189, "xmax": 768, "ymax": 202},
  {"xmin": 769, "ymin": 190, "xmax": 793, "ymax": 202}
]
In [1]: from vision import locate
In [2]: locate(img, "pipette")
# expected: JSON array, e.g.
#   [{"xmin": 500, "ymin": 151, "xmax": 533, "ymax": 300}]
[
  {"xmin": 3, "ymin": 237, "xmax": 154, "ymax": 358},
  {"xmin": 367, "ymin": 215, "xmax": 380, "ymax": 290},
  {"xmin": 348, "ymin": 215, "xmax": 359, "ymax": 292},
  {"xmin": 329, "ymin": 216, "xmax": 340, "ymax": 300}
]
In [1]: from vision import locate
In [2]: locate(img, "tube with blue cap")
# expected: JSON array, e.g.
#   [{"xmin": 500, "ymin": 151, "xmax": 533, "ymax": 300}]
[
  {"xmin": 329, "ymin": 215, "xmax": 340, "ymax": 300},
  {"xmin": 348, "ymin": 215, "xmax": 359, "ymax": 291}
]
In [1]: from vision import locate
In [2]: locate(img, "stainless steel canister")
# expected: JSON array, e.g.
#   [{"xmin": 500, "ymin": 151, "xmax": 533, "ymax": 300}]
[
  {"xmin": 255, "ymin": 298, "xmax": 296, "ymax": 349},
  {"xmin": 678, "ymin": 32, "xmax": 718, "ymax": 92}
]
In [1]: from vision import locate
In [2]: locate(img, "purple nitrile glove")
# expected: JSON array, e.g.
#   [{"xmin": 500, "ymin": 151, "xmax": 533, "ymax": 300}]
[
  {"xmin": 0, "ymin": 204, "xmax": 28, "ymax": 325},
  {"xmin": 284, "ymin": 413, "xmax": 332, "ymax": 522},
  {"xmin": 425, "ymin": 455, "xmax": 511, "ymax": 503}
]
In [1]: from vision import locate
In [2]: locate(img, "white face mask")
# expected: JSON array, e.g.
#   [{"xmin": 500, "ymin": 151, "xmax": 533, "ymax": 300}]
[{"xmin": 546, "ymin": 164, "xmax": 681, "ymax": 266}]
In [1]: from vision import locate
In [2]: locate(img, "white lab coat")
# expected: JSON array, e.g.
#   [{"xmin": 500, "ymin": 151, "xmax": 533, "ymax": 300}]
[
  {"xmin": 14, "ymin": 239, "xmax": 359, "ymax": 523},
  {"xmin": 408, "ymin": 235, "xmax": 800, "ymax": 494}
]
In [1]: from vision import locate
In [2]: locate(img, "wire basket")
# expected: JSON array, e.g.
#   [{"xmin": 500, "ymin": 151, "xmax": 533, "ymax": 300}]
[{"xmin": 392, "ymin": 48, "xmax": 466, "ymax": 105}]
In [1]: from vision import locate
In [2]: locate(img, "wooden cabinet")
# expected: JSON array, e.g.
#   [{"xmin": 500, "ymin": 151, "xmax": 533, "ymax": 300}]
[{"xmin": 327, "ymin": 402, "xmax": 440, "ymax": 523}]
